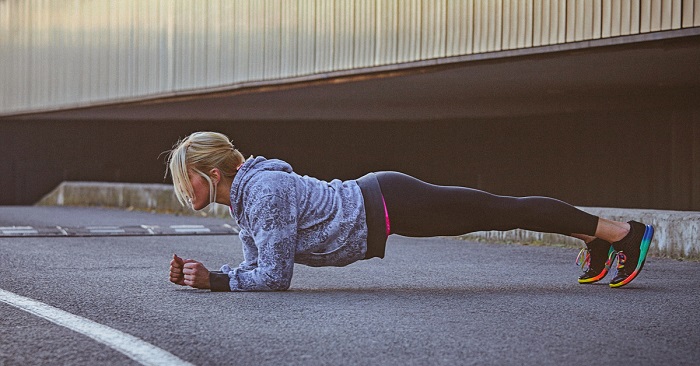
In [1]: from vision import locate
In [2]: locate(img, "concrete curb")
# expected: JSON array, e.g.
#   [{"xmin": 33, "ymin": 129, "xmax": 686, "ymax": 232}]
[
  {"xmin": 461, "ymin": 206, "xmax": 700, "ymax": 260},
  {"xmin": 37, "ymin": 182, "xmax": 700, "ymax": 260},
  {"xmin": 36, "ymin": 181, "xmax": 231, "ymax": 219}
]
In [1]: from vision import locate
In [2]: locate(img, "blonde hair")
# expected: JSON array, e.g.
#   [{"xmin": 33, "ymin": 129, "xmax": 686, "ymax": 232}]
[{"xmin": 164, "ymin": 131, "xmax": 245, "ymax": 209}]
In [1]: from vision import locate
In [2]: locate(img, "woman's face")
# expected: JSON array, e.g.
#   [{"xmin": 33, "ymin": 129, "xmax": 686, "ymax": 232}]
[{"xmin": 187, "ymin": 169, "xmax": 211, "ymax": 211}]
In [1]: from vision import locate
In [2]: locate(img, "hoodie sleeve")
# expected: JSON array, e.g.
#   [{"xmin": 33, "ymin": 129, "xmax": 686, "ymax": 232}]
[{"xmin": 224, "ymin": 191, "xmax": 298, "ymax": 291}]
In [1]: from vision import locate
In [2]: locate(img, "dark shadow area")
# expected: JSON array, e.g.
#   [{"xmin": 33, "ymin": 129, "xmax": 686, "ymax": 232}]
[{"xmin": 0, "ymin": 112, "xmax": 697, "ymax": 210}]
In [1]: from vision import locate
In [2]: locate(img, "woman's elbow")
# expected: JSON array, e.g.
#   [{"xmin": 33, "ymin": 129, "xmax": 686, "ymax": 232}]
[{"xmin": 263, "ymin": 274, "xmax": 291, "ymax": 291}]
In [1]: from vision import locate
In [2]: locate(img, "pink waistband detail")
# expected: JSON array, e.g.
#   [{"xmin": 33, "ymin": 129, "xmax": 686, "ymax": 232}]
[{"xmin": 381, "ymin": 195, "xmax": 391, "ymax": 236}]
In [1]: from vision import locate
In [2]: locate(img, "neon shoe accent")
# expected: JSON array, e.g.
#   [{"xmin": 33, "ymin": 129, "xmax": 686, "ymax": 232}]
[
  {"xmin": 610, "ymin": 224, "xmax": 654, "ymax": 288},
  {"xmin": 576, "ymin": 246, "xmax": 615, "ymax": 284},
  {"xmin": 578, "ymin": 267, "xmax": 609, "ymax": 284},
  {"xmin": 577, "ymin": 242, "xmax": 614, "ymax": 284}
]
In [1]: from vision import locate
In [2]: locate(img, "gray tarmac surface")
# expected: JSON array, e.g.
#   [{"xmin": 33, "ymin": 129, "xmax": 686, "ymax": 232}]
[{"xmin": 1, "ymin": 206, "xmax": 699, "ymax": 365}]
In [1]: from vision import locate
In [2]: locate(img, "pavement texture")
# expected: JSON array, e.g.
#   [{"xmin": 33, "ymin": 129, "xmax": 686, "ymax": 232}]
[{"xmin": 1, "ymin": 206, "xmax": 699, "ymax": 365}]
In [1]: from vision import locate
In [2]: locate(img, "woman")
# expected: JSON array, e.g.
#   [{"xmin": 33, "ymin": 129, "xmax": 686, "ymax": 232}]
[{"xmin": 167, "ymin": 131, "xmax": 654, "ymax": 291}]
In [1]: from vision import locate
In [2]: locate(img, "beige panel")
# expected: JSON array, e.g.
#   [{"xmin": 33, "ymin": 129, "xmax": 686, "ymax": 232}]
[
  {"xmin": 465, "ymin": 0, "xmax": 474, "ymax": 54},
  {"xmin": 279, "ymin": 0, "xmax": 298, "ymax": 76},
  {"xmin": 106, "ymin": 2, "xmax": 119, "ymax": 95},
  {"xmin": 533, "ymin": 0, "xmax": 543, "ymax": 46},
  {"xmin": 671, "ymin": 0, "xmax": 682, "ymax": 29},
  {"xmin": 377, "ymin": 0, "xmax": 397, "ymax": 65},
  {"xmin": 421, "ymin": 0, "xmax": 447, "ymax": 58},
  {"xmin": 493, "ymin": 0, "xmax": 504, "ymax": 51},
  {"xmin": 472, "ymin": 0, "xmax": 483, "ymax": 52},
  {"xmin": 445, "ymin": 0, "xmax": 460, "ymax": 56},
  {"xmin": 582, "ymin": 0, "xmax": 591, "ymax": 39},
  {"xmin": 629, "ymin": 0, "xmax": 641, "ymax": 34},
  {"xmin": 474, "ymin": 0, "xmax": 502, "ymax": 52},
  {"xmin": 297, "ymin": 0, "xmax": 315, "ymax": 74},
  {"xmin": 33, "ymin": 0, "xmax": 49, "ymax": 105},
  {"xmin": 566, "ymin": 0, "xmax": 575, "ymax": 41},
  {"xmin": 602, "ymin": 0, "xmax": 612, "ymax": 36},
  {"xmin": 504, "ymin": 0, "xmax": 525, "ymax": 49},
  {"xmin": 209, "ymin": 1, "xmax": 224, "ymax": 86},
  {"xmin": 463, "ymin": 0, "xmax": 475, "ymax": 54},
  {"xmin": 557, "ymin": 0, "xmax": 567, "ymax": 42},
  {"xmin": 190, "ymin": 1, "xmax": 206, "ymax": 87},
  {"xmin": 659, "ymin": 0, "xmax": 682, "ymax": 29},
  {"xmin": 696, "ymin": 0, "xmax": 700, "ymax": 26},
  {"xmin": 397, "ymin": 0, "xmax": 419, "ymax": 62},
  {"xmin": 26, "ymin": 0, "xmax": 38, "ymax": 104},
  {"xmin": 250, "ymin": 1, "xmax": 266, "ymax": 79},
  {"xmin": 545, "ymin": 0, "xmax": 561, "ymax": 44},
  {"xmin": 434, "ymin": 0, "xmax": 446, "ymax": 56},
  {"xmin": 233, "ymin": 1, "xmax": 251, "ymax": 82},
  {"xmin": 0, "ymin": 1, "xmax": 8, "ymax": 109},
  {"xmin": 518, "ymin": 0, "xmax": 533, "ymax": 48},
  {"xmin": 640, "ymin": 0, "xmax": 651, "ymax": 32},
  {"xmin": 651, "ymin": 0, "xmax": 662, "ymax": 31},
  {"xmin": 158, "ymin": 1, "xmax": 175, "ymax": 89},
  {"xmin": 421, "ymin": 0, "xmax": 433, "ymax": 58},
  {"xmin": 315, "ymin": 0, "xmax": 333, "ymax": 72},
  {"xmin": 662, "ymin": 0, "xmax": 672, "ymax": 29},
  {"xmin": 591, "ymin": 0, "xmax": 602, "ymax": 39},
  {"xmin": 263, "ymin": 0, "xmax": 281, "ymax": 79},
  {"xmin": 612, "ymin": 0, "xmax": 622, "ymax": 36},
  {"xmin": 619, "ymin": 0, "xmax": 632, "ymax": 35},
  {"xmin": 682, "ymin": 0, "xmax": 694, "ymax": 27},
  {"xmin": 576, "ymin": 0, "xmax": 585, "ymax": 40},
  {"xmin": 503, "ymin": 0, "xmax": 513, "ymax": 49},
  {"xmin": 574, "ymin": 0, "xmax": 591, "ymax": 41},
  {"xmin": 218, "ymin": 0, "xmax": 232, "ymax": 82},
  {"xmin": 353, "ymin": 0, "xmax": 375, "ymax": 68},
  {"xmin": 591, "ymin": 0, "xmax": 603, "ymax": 39},
  {"xmin": 334, "ymin": 0, "xmax": 353, "ymax": 70}
]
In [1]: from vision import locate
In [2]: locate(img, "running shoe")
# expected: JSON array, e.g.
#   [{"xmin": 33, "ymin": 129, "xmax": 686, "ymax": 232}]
[
  {"xmin": 609, "ymin": 221, "xmax": 654, "ymax": 288},
  {"xmin": 576, "ymin": 238, "xmax": 615, "ymax": 284}
]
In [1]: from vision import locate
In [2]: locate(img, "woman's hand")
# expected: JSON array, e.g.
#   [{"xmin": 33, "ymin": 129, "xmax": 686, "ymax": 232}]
[
  {"xmin": 169, "ymin": 254, "xmax": 186, "ymax": 286},
  {"xmin": 170, "ymin": 254, "xmax": 211, "ymax": 289}
]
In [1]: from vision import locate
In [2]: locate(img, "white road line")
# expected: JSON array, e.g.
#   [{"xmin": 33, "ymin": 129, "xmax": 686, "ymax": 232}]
[
  {"xmin": 0, "ymin": 289, "xmax": 194, "ymax": 366},
  {"xmin": 173, "ymin": 228, "xmax": 211, "ymax": 233},
  {"xmin": 0, "ymin": 226, "xmax": 38, "ymax": 235},
  {"xmin": 88, "ymin": 229, "xmax": 126, "ymax": 234},
  {"xmin": 2, "ymin": 229, "xmax": 39, "ymax": 235}
]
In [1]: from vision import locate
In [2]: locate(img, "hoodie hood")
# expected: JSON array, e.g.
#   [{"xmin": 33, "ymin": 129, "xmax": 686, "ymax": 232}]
[{"xmin": 230, "ymin": 156, "xmax": 294, "ymax": 219}]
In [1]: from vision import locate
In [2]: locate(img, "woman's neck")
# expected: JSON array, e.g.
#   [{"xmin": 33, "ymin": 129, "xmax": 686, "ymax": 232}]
[{"xmin": 215, "ymin": 176, "xmax": 233, "ymax": 206}]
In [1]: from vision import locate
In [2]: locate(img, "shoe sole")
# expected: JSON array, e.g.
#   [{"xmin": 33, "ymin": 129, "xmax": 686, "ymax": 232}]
[
  {"xmin": 578, "ymin": 246, "xmax": 616, "ymax": 284},
  {"xmin": 578, "ymin": 268, "xmax": 609, "ymax": 284},
  {"xmin": 610, "ymin": 224, "xmax": 654, "ymax": 288}
]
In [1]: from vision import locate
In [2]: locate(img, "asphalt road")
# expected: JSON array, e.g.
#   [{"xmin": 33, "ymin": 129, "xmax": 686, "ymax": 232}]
[{"xmin": 1, "ymin": 206, "xmax": 699, "ymax": 365}]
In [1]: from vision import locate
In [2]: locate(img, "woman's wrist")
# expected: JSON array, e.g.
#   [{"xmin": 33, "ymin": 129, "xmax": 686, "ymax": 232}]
[{"xmin": 209, "ymin": 271, "xmax": 231, "ymax": 292}]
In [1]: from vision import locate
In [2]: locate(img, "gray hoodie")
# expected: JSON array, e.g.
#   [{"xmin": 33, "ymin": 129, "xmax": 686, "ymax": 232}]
[{"xmin": 214, "ymin": 157, "xmax": 369, "ymax": 291}]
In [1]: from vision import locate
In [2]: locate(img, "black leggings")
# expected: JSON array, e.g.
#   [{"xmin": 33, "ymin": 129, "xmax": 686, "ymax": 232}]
[{"xmin": 375, "ymin": 172, "xmax": 599, "ymax": 238}]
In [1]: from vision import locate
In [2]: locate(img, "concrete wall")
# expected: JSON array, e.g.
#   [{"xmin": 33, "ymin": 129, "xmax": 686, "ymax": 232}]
[{"xmin": 37, "ymin": 181, "xmax": 700, "ymax": 260}]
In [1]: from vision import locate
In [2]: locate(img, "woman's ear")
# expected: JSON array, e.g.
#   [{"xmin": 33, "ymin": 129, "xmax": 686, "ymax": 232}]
[{"xmin": 209, "ymin": 168, "xmax": 221, "ymax": 184}]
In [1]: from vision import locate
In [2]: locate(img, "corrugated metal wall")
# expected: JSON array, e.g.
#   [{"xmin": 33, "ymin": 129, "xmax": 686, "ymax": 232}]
[{"xmin": 1, "ymin": 0, "xmax": 699, "ymax": 115}]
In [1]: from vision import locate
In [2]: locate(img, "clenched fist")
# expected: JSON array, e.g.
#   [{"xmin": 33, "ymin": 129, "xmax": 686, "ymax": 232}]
[{"xmin": 170, "ymin": 254, "xmax": 211, "ymax": 289}]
